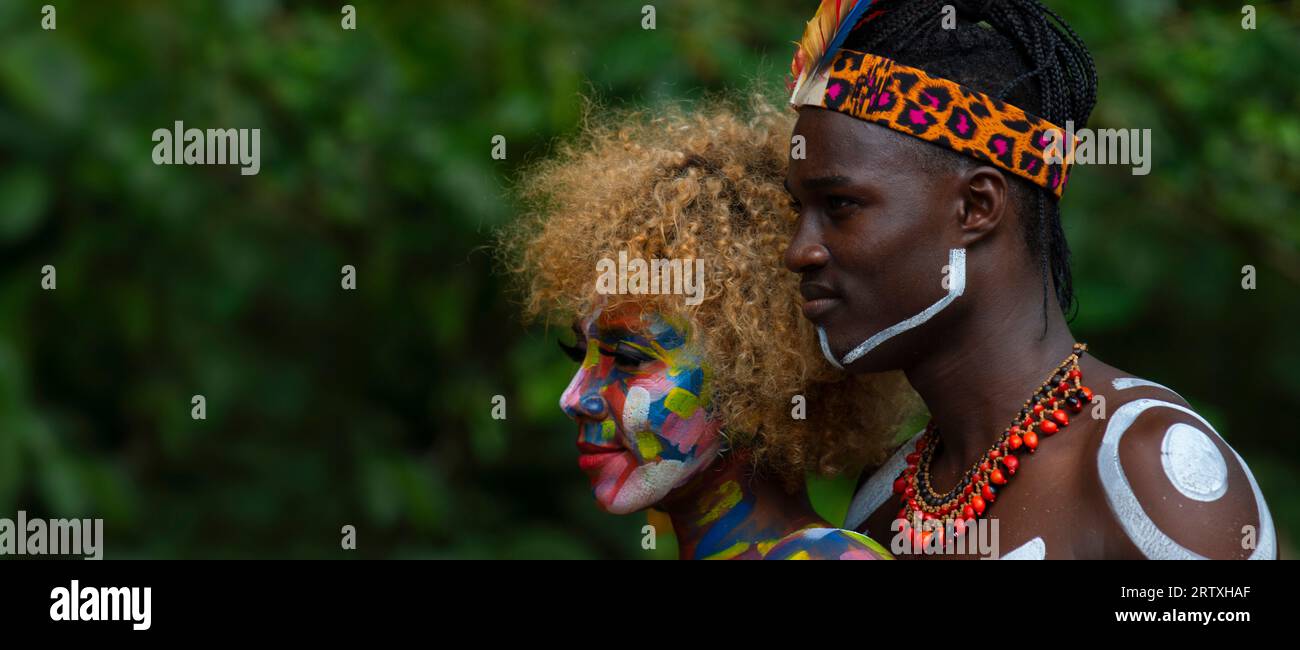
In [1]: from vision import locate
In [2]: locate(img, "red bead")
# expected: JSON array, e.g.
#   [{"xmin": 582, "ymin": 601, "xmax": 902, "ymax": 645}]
[
  {"xmin": 905, "ymin": 466, "xmax": 917, "ymax": 475},
  {"xmin": 906, "ymin": 452, "xmax": 920, "ymax": 465},
  {"xmin": 971, "ymin": 496, "xmax": 986, "ymax": 515},
  {"xmin": 908, "ymin": 498, "xmax": 918, "ymax": 509},
  {"xmin": 1080, "ymin": 386, "xmax": 1094, "ymax": 403},
  {"xmin": 1051, "ymin": 409, "xmax": 1069, "ymax": 426},
  {"xmin": 905, "ymin": 486, "xmax": 916, "ymax": 499},
  {"xmin": 989, "ymin": 449, "xmax": 1001, "ymax": 459},
  {"xmin": 893, "ymin": 477, "xmax": 908, "ymax": 494},
  {"xmin": 963, "ymin": 484, "xmax": 973, "ymax": 496},
  {"xmin": 962, "ymin": 505, "xmax": 976, "ymax": 520},
  {"xmin": 1068, "ymin": 369, "xmax": 1081, "ymax": 380},
  {"xmin": 1022, "ymin": 417, "xmax": 1035, "ymax": 429},
  {"xmin": 989, "ymin": 469, "xmax": 1007, "ymax": 485},
  {"xmin": 1010, "ymin": 426, "xmax": 1021, "ymax": 436},
  {"xmin": 1023, "ymin": 431, "xmax": 1039, "ymax": 451},
  {"xmin": 1040, "ymin": 420, "xmax": 1059, "ymax": 436},
  {"xmin": 982, "ymin": 484, "xmax": 997, "ymax": 502},
  {"xmin": 1057, "ymin": 381, "xmax": 1070, "ymax": 394},
  {"xmin": 916, "ymin": 438, "xmax": 927, "ymax": 451},
  {"xmin": 923, "ymin": 512, "xmax": 936, "ymax": 521},
  {"xmin": 1008, "ymin": 434, "xmax": 1023, "ymax": 450},
  {"xmin": 1003, "ymin": 454, "xmax": 1019, "ymax": 475},
  {"xmin": 1032, "ymin": 404, "xmax": 1044, "ymax": 414},
  {"xmin": 979, "ymin": 462, "xmax": 990, "ymax": 472}
]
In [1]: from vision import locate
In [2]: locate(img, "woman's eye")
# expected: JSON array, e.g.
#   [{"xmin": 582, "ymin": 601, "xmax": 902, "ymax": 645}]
[
  {"xmin": 558, "ymin": 339, "xmax": 586, "ymax": 363},
  {"xmin": 608, "ymin": 343, "xmax": 654, "ymax": 369}
]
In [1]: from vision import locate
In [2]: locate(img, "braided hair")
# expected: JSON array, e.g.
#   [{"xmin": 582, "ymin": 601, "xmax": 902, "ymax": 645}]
[{"xmin": 842, "ymin": 0, "xmax": 1097, "ymax": 320}]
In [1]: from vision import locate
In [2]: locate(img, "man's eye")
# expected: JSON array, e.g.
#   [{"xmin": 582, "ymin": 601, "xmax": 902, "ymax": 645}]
[
  {"xmin": 827, "ymin": 195, "xmax": 857, "ymax": 212},
  {"xmin": 558, "ymin": 339, "xmax": 586, "ymax": 363}
]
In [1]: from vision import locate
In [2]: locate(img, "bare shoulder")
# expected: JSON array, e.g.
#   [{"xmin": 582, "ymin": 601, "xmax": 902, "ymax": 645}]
[
  {"xmin": 1083, "ymin": 361, "xmax": 1275, "ymax": 559},
  {"xmin": 762, "ymin": 528, "xmax": 894, "ymax": 560}
]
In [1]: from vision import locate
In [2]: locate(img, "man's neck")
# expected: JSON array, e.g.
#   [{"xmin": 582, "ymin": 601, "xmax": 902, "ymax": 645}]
[
  {"xmin": 657, "ymin": 451, "xmax": 827, "ymax": 560},
  {"xmin": 904, "ymin": 290, "xmax": 1077, "ymax": 486}
]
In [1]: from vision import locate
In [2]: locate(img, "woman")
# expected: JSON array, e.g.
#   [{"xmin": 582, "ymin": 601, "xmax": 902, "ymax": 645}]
[{"xmin": 502, "ymin": 96, "xmax": 915, "ymax": 559}]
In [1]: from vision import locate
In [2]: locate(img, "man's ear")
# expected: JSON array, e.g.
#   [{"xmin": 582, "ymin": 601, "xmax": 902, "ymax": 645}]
[{"xmin": 956, "ymin": 166, "xmax": 1009, "ymax": 247}]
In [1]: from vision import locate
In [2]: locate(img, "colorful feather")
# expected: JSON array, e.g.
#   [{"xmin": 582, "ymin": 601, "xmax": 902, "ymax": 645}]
[{"xmin": 789, "ymin": 0, "xmax": 876, "ymax": 105}]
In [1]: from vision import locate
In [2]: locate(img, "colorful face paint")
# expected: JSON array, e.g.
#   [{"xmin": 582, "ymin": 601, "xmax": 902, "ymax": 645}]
[
  {"xmin": 556, "ymin": 304, "xmax": 895, "ymax": 559},
  {"xmin": 559, "ymin": 305, "xmax": 723, "ymax": 514}
]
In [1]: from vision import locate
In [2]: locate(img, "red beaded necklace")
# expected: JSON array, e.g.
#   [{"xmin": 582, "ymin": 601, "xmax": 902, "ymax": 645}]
[{"xmin": 892, "ymin": 343, "xmax": 1093, "ymax": 547}]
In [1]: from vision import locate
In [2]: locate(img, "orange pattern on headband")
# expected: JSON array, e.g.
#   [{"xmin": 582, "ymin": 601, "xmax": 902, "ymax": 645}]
[{"xmin": 810, "ymin": 49, "xmax": 1077, "ymax": 199}]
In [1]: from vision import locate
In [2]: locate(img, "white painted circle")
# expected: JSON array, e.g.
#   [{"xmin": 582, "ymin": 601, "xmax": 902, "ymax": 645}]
[{"xmin": 1160, "ymin": 423, "xmax": 1228, "ymax": 502}]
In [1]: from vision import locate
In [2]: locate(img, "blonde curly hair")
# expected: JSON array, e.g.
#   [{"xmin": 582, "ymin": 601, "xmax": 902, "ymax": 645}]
[{"xmin": 500, "ymin": 93, "xmax": 917, "ymax": 487}]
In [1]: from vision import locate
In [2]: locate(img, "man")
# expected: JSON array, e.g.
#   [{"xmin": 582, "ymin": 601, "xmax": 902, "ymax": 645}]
[{"xmin": 782, "ymin": 0, "xmax": 1274, "ymax": 558}]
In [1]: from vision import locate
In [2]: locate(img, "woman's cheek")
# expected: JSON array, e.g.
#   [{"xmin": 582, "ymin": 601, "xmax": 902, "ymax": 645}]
[{"xmin": 659, "ymin": 407, "xmax": 715, "ymax": 455}]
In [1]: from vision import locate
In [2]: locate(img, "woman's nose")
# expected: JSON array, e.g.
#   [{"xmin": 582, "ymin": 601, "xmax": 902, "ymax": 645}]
[
  {"xmin": 561, "ymin": 373, "xmax": 610, "ymax": 420},
  {"xmin": 578, "ymin": 394, "xmax": 608, "ymax": 419}
]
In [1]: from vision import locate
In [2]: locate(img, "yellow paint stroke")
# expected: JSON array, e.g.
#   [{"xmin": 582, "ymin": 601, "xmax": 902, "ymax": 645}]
[
  {"xmin": 703, "ymin": 541, "xmax": 750, "ymax": 560},
  {"xmin": 696, "ymin": 480, "xmax": 742, "ymax": 526},
  {"xmin": 582, "ymin": 340, "xmax": 600, "ymax": 369},
  {"xmin": 785, "ymin": 550, "xmax": 812, "ymax": 560},
  {"xmin": 635, "ymin": 430, "xmax": 662, "ymax": 459},
  {"xmin": 600, "ymin": 419, "xmax": 616, "ymax": 442},
  {"xmin": 663, "ymin": 387, "xmax": 699, "ymax": 419},
  {"xmin": 842, "ymin": 530, "xmax": 892, "ymax": 558}
]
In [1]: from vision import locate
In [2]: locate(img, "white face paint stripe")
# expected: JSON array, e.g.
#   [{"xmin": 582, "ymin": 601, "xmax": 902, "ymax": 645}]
[
  {"xmin": 1112, "ymin": 377, "xmax": 1185, "ymax": 402},
  {"xmin": 843, "ymin": 429, "xmax": 925, "ymax": 530},
  {"xmin": 1098, "ymin": 398, "xmax": 1276, "ymax": 560},
  {"xmin": 817, "ymin": 326, "xmax": 843, "ymax": 370},
  {"xmin": 622, "ymin": 386, "xmax": 651, "ymax": 441},
  {"xmin": 838, "ymin": 248, "xmax": 966, "ymax": 367},
  {"xmin": 999, "ymin": 536, "xmax": 1046, "ymax": 560},
  {"xmin": 1160, "ymin": 423, "xmax": 1228, "ymax": 502}
]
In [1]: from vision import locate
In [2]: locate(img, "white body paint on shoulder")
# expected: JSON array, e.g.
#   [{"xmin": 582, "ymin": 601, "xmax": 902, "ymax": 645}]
[
  {"xmin": 1111, "ymin": 376, "xmax": 1185, "ymax": 401},
  {"xmin": 844, "ymin": 429, "xmax": 925, "ymax": 530},
  {"xmin": 1161, "ymin": 423, "xmax": 1228, "ymax": 502},
  {"xmin": 1098, "ymin": 386, "xmax": 1276, "ymax": 560},
  {"xmin": 1000, "ymin": 536, "xmax": 1046, "ymax": 560}
]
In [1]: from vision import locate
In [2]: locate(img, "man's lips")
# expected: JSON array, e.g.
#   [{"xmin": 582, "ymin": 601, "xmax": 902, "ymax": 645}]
[{"xmin": 799, "ymin": 282, "xmax": 841, "ymax": 321}]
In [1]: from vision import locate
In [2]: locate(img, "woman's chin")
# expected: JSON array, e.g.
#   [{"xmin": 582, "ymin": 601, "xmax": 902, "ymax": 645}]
[{"xmin": 591, "ymin": 458, "xmax": 690, "ymax": 514}]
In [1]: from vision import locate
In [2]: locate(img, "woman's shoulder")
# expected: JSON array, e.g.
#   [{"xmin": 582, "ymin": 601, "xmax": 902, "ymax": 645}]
[{"xmin": 762, "ymin": 527, "xmax": 893, "ymax": 560}]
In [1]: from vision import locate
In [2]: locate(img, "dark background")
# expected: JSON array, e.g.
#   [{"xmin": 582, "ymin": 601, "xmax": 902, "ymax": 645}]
[{"xmin": 0, "ymin": 0, "xmax": 1296, "ymax": 558}]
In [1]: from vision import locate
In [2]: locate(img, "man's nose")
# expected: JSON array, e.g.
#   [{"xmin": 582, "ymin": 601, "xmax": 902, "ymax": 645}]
[{"xmin": 785, "ymin": 218, "xmax": 831, "ymax": 273}]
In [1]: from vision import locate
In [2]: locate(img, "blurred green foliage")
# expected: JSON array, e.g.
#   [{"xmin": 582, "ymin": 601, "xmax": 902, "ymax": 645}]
[{"xmin": 0, "ymin": 1, "xmax": 1295, "ymax": 559}]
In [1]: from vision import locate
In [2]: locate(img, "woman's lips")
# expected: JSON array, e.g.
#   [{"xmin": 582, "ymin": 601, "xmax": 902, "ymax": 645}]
[
  {"xmin": 577, "ymin": 441, "xmax": 625, "ymax": 471},
  {"xmin": 577, "ymin": 440, "xmax": 624, "ymax": 471},
  {"xmin": 577, "ymin": 441, "xmax": 622, "ymax": 454}
]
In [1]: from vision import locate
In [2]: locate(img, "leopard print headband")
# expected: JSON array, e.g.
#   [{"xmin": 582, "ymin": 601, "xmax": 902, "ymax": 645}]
[{"xmin": 794, "ymin": 48, "xmax": 1078, "ymax": 200}]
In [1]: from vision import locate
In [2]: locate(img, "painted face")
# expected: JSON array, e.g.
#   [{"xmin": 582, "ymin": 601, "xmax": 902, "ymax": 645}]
[
  {"xmin": 784, "ymin": 107, "xmax": 963, "ymax": 372},
  {"xmin": 558, "ymin": 304, "xmax": 722, "ymax": 514}
]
